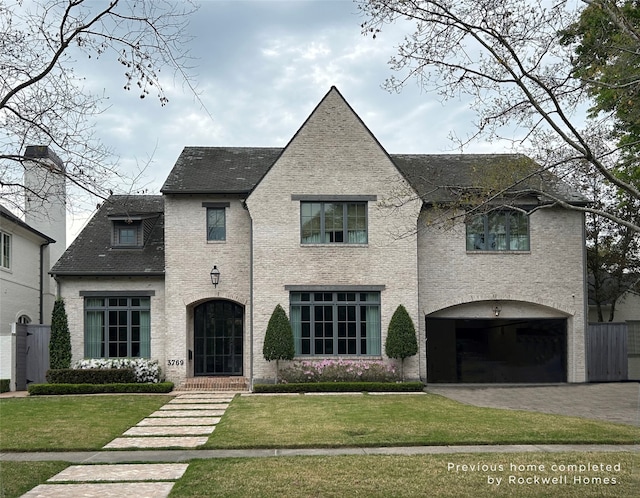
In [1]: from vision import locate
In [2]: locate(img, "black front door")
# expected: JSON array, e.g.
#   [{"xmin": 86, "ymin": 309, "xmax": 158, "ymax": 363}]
[{"xmin": 194, "ymin": 301, "xmax": 243, "ymax": 376}]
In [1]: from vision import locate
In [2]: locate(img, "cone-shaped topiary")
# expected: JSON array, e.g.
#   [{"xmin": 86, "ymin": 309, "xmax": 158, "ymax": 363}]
[
  {"xmin": 49, "ymin": 298, "xmax": 72, "ymax": 369},
  {"xmin": 385, "ymin": 304, "xmax": 418, "ymax": 381},
  {"xmin": 263, "ymin": 304, "xmax": 295, "ymax": 383}
]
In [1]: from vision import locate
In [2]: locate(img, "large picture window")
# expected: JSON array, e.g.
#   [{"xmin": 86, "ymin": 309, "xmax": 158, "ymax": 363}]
[
  {"xmin": 300, "ymin": 202, "xmax": 367, "ymax": 244},
  {"xmin": 84, "ymin": 297, "xmax": 151, "ymax": 358},
  {"xmin": 290, "ymin": 291, "xmax": 381, "ymax": 356},
  {"xmin": 466, "ymin": 211, "xmax": 530, "ymax": 251}
]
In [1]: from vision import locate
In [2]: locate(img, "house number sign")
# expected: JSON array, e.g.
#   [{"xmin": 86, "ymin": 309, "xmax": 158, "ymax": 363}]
[{"xmin": 167, "ymin": 359, "xmax": 185, "ymax": 366}]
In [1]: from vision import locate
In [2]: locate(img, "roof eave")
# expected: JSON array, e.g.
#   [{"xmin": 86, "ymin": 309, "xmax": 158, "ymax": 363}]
[{"xmin": 51, "ymin": 271, "xmax": 165, "ymax": 277}]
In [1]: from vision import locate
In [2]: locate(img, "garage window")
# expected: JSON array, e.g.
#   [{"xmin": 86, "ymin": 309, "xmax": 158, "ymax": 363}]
[{"xmin": 466, "ymin": 211, "xmax": 529, "ymax": 251}]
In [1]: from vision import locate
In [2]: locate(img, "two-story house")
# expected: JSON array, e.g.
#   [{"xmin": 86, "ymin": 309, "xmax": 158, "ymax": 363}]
[
  {"xmin": 51, "ymin": 87, "xmax": 589, "ymax": 388},
  {"xmin": 1, "ymin": 146, "xmax": 66, "ymax": 389}
]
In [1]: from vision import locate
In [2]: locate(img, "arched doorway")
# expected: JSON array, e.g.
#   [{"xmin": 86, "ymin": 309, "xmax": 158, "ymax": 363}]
[{"xmin": 193, "ymin": 300, "xmax": 243, "ymax": 376}]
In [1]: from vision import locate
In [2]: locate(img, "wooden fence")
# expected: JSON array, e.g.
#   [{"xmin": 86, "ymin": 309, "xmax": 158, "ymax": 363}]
[{"xmin": 587, "ymin": 322, "xmax": 628, "ymax": 382}]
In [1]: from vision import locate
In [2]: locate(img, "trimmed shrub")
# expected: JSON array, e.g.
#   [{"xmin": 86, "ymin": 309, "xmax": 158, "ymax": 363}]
[
  {"xmin": 49, "ymin": 299, "xmax": 71, "ymax": 369},
  {"xmin": 280, "ymin": 359, "xmax": 399, "ymax": 383},
  {"xmin": 385, "ymin": 305, "xmax": 418, "ymax": 381},
  {"xmin": 0, "ymin": 379, "xmax": 9, "ymax": 393},
  {"xmin": 27, "ymin": 382, "xmax": 174, "ymax": 395},
  {"xmin": 253, "ymin": 381, "xmax": 424, "ymax": 393},
  {"xmin": 46, "ymin": 368, "xmax": 136, "ymax": 384},
  {"xmin": 262, "ymin": 304, "xmax": 295, "ymax": 383},
  {"xmin": 74, "ymin": 358, "xmax": 162, "ymax": 383}
]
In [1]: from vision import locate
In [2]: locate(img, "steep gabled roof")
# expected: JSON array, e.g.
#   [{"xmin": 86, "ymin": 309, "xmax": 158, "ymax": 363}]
[{"xmin": 51, "ymin": 195, "xmax": 164, "ymax": 276}]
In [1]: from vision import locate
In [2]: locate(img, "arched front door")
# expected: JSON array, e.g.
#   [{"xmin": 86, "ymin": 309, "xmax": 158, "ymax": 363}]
[{"xmin": 194, "ymin": 300, "xmax": 243, "ymax": 376}]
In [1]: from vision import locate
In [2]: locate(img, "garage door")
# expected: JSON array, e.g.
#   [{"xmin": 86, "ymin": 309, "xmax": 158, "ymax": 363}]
[{"xmin": 426, "ymin": 318, "xmax": 566, "ymax": 383}]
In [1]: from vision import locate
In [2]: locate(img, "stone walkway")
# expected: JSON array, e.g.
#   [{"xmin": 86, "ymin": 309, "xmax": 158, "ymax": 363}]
[{"xmin": 20, "ymin": 393, "xmax": 234, "ymax": 498}]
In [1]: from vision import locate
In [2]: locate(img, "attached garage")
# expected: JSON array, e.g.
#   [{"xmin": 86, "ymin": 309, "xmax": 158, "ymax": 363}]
[{"xmin": 426, "ymin": 318, "xmax": 567, "ymax": 383}]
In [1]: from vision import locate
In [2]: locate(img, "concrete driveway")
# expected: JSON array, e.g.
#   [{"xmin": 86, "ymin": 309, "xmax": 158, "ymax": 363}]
[{"xmin": 426, "ymin": 383, "xmax": 640, "ymax": 426}]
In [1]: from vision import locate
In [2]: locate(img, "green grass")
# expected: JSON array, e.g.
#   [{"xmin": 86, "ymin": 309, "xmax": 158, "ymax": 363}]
[
  {"xmin": 0, "ymin": 461, "xmax": 69, "ymax": 498},
  {"xmin": 206, "ymin": 394, "xmax": 640, "ymax": 448},
  {"xmin": 0, "ymin": 395, "xmax": 173, "ymax": 451},
  {"xmin": 169, "ymin": 452, "xmax": 640, "ymax": 498}
]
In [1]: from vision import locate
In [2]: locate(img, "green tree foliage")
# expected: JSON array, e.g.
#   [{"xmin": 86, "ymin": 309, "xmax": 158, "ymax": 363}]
[
  {"xmin": 263, "ymin": 304, "xmax": 295, "ymax": 383},
  {"xmin": 49, "ymin": 299, "xmax": 71, "ymax": 369},
  {"xmin": 560, "ymin": 1, "xmax": 640, "ymax": 169},
  {"xmin": 385, "ymin": 305, "xmax": 418, "ymax": 381},
  {"xmin": 358, "ymin": 0, "xmax": 640, "ymax": 232}
]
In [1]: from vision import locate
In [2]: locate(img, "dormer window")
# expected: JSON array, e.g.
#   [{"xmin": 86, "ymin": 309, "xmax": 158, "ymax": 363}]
[
  {"xmin": 113, "ymin": 221, "xmax": 141, "ymax": 247},
  {"xmin": 109, "ymin": 213, "xmax": 159, "ymax": 249}
]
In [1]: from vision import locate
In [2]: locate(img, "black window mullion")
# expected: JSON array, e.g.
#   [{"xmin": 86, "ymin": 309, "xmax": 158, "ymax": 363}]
[{"xmin": 320, "ymin": 202, "xmax": 326, "ymax": 244}]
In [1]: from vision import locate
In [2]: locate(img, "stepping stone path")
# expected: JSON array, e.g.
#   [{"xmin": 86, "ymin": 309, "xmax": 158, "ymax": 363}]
[{"xmin": 21, "ymin": 393, "xmax": 234, "ymax": 497}]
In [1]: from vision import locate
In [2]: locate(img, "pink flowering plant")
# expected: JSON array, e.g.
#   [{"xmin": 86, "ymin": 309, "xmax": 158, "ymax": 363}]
[{"xmin": 279, "ymin": 359, "xmax": 400, "ymax": 383}]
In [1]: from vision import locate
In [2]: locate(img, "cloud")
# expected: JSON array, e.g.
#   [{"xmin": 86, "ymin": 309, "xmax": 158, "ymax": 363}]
[{"xmin": 23, "ymin": 0, "xmax": 509, "ymax": 243}]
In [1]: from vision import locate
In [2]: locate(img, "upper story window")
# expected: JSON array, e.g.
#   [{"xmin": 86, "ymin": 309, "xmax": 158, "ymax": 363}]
[
  {"xmin": 1, "ymin": 231, "xmax": 11, "ymax": 269},
  {"xmin": 109, "ymin": 213, "xmax": 160, "ymax": 249},
  {"xmin": 112, "ymin": 221, "xmax": 142, "ymax": 247},
  {"xmin": 466, "ymin": 210, "xmax": 530, "ymax": 251},
  {"xmin": 203, "ymin": 202, "xmax": 229, "ymax": 242},
  {"xmin": 300, "ymin": 202, "xmax": 368, "ymax": 244}
]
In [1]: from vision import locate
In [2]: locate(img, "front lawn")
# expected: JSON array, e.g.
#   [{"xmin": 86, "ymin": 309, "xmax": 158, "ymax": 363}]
[
  {"xmin": 206, "ymin": 394, "xmax": 640, "ymax": 448},
  {"xmin": 0, "ymin": 395, "xmax": 173, "ymax": 451},
  {"xmin": 0, "ymin": 462, "xmax": 69, "ymax": 498},
  {"xmin": 170, "ymin": 452, "xmax": 639, "ymax": 498}
]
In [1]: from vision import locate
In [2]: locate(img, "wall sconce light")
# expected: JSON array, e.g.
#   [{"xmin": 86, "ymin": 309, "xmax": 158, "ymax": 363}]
[
  {"xmin": 210, "ymin": 265, "xmax": 220, "ymax": 287},
  {"xmin": 492, "ymin": 305, "xmax": 501, "ymax": 317}
]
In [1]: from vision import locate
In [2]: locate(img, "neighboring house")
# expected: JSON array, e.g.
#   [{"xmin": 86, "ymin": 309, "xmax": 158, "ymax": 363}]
[
  {"xmin": 0, "ymin": 146, "xmax": 66, "ymax": 389},
  {"xmin": 51, "ymin": 87, "xmax": 590, "ymax": 388}
]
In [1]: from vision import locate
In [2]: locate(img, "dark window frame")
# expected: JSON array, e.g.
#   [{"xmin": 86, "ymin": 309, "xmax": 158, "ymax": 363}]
[
  {"xmin": 203, "ymin": 202, "xmax": 230, "ymax": 242},
  {"xmin": 466, "ymin": 210, "xmax": 530, "ymax": 252},
  {"xmin": 290, "ymin": 291, "xmax": 381, "ymax": 356},
  {"xmin": 84, "ymin": 296, "xmax": 151, "ymax": 358},
  {"xmin": 300, "ymin": 201, "xmax": 368, "ymax": 244}
]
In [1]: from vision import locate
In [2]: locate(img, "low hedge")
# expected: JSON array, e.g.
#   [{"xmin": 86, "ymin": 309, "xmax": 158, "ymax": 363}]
[
  {"xmin": 253, "ymin": 381, "xmax": 425, "ymax": 393},
  {"xmin": 46, "ymin": 368, "xmax": 136, "ymax": 384},
  {"xmin": 0, "ymin": 379, "xmax": 9, "ymax": 393},
  {"xmin": 27, "ymin": 382, "xmax": 174, "ymax": 395}
]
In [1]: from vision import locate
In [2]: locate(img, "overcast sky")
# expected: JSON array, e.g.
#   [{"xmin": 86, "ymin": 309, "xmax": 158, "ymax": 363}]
[{"xmin": 64, "ymin": 0, "xmax": 496, "ymax": 241}]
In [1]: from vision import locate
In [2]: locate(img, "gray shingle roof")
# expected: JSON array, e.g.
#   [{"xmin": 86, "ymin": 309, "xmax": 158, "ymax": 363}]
[
  {"xmin": 161, "ymin": 147, "xmax": 282, "ymax": 194},
  {"xmin": 162, "ymin": 147, "xmax": 589, "ymax": 205},
  {"xmin": 391, "ymin": 153, "xmax": 590, "ymax": 205},
  {"xmin": 51, "ymin": 195, "xmax": 164, "ymax": 276},
  {"xmin": 57, "ymin": 149, "xmax": 588, "ymax": 276}
]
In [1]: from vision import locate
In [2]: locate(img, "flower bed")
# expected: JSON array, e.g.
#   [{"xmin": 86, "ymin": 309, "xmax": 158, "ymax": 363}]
[
  {"xmin": 279, "ymin": 359, "xmax": 400, "ymax": 383},
  {"xmin": 74, "ymin": 358, "xmax": 163, "ymax": 383}
]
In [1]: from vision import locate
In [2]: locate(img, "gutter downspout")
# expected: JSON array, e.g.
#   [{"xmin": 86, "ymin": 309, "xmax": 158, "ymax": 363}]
[
  {"xmin": 39, "ymin": 241, "xmax": 51, "ymax": 324},
  {"xmin": 249, "ymin": 213, "xmax": 254, "ymax": 391}
]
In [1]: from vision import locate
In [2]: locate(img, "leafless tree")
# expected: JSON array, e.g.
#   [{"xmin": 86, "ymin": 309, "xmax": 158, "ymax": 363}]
[
  {"xmin": 0, "ymin": 0, "xmax": 197, "ymax": 214},
  {"xmin": 359, "ymin": 0, "xmax": 640, "ymax": 232}
]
